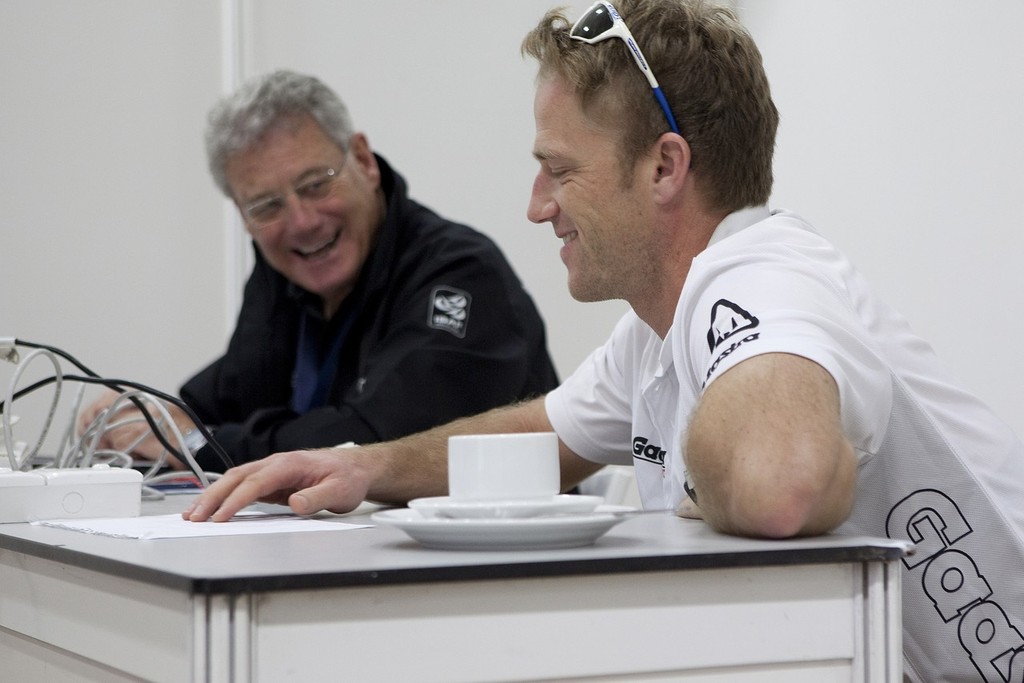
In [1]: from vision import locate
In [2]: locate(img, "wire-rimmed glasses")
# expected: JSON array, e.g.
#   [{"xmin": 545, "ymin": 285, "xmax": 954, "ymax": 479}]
[{"xmin": 241, "ymin": 165, "xmax": 341, "ymax": 229}]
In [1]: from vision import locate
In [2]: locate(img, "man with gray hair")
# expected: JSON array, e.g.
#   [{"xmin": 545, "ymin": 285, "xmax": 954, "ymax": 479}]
[{"xmin": 82, "ymin": 70, "xmax": 558, "ymax": 470}]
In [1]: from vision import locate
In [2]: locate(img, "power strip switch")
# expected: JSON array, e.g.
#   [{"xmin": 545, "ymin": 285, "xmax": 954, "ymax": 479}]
[{"xmin": 0, "ymin": 465, "xmax": 143, "ymax": 523}]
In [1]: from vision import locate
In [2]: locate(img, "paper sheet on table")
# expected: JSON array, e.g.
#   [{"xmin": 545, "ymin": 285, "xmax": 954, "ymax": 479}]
[{"xmin": 32, "ymin": 511, "xmax": 371, "ymax": 540}]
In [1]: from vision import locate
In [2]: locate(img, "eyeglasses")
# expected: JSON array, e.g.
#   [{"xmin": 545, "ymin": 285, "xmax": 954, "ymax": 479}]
[
  {"xmin": 240, "ymin": 166, "xmax": 340, "ymax": 229},
  {"xmin": 569, "ymin": 1, "xmax": 680, "ymax": 135}
]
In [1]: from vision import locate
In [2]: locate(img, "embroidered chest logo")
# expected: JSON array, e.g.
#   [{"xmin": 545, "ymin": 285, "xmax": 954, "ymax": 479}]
[
  {"xmin": 707, "ymin": 299, "xmax": 759, "ymax": 351},
  {"xmin": 428, "ymin": 286, "xmax": 471, "ymax": 338}
]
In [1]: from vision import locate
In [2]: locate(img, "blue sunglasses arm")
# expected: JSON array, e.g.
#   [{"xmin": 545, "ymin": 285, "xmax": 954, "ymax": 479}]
[{"xmin": 653, "ymin": 87, "xmax": 680, "ymax": 134}]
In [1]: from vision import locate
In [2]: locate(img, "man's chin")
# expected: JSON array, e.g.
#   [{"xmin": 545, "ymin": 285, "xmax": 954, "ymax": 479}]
[{"xmin": 567, "ymin": 279, "xmax": 610, "ymax": 304}]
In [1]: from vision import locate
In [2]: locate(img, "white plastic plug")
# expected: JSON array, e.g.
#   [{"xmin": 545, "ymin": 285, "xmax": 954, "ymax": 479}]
[{"xmin": 0, "ymin": 337, "xmax": 18, "ymax": 363}]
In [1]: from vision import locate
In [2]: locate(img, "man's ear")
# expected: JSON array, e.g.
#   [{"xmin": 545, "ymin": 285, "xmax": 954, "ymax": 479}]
[
  {"xmin": 349, "ymin": 132, "xmax": 381, "ymax": 186},
  {"xmin": 651, "ymin": 133, "xmax": 691, "ymax": 205}
]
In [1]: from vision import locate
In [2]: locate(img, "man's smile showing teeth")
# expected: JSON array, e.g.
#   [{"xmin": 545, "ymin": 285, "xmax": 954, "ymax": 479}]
[
  {"xmin": 295, "ymin": 230, "xmax": 340, "ymax": 258},
  {"xmin": 562, "ymin": 231, "xmax": 578, "ymax": 245}
]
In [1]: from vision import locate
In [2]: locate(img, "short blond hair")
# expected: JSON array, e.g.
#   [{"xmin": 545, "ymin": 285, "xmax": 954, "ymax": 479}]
[{"xmin": 522, "ymin": 0, "xmax": 778, "ymax": 211}]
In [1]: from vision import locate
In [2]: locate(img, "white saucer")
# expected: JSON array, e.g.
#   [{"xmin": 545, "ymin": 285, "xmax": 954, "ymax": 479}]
[
  {"xmin": 407, "ymin": 494, "xmax": 604, "ymax": 520},
  {"xmin": 371, "ymin": 506, "xmax": 634, "ymax": 551}
]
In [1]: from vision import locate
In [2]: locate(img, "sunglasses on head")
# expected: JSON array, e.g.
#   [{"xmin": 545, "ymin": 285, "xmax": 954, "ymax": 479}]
[{"xmin": 569, "ymin": 1, "xmax": 681, "ymax": 135}]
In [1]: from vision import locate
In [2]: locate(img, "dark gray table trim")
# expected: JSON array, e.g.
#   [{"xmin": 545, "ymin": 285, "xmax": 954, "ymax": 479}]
[{"xmin": 0, "ymin": 527, "xmax": 907, "ymax": 596}]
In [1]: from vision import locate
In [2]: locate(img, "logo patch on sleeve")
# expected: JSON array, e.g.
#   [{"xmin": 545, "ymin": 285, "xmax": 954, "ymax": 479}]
[
  {"xmin": 428, "ymin": 286, "xmax": 471, "ymax": 338},
  {"xmin": 706, "ymin": 299, "xmax": 759, "ymax": 351}
]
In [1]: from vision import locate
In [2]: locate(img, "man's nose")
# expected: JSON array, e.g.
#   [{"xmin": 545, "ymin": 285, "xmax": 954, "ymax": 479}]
[
  {"xmin": 282, "ymin": 192, "xmax": 320, "ymax": 229},
  {"xmin": 527, "ymin": 173, "xmax": 557, "ymax": 224}
]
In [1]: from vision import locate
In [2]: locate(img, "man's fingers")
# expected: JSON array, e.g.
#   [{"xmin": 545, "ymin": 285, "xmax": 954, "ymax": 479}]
[
  {"xmin": 184, "ymin": 455, "xmax": 306, "ymax": 522},
  {"xmin": 183, "ymin": 449, "xmax": 369, "ymax": 522},
  {"xmin": 183, "ymin": 465, "xmax": 257, "ymax": 521},
  {"xmin": 288, "ymin": 476, "xmax": 363, "ymax": 516}
]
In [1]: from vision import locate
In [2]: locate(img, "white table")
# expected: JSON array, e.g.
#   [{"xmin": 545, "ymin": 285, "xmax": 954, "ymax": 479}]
[{"xmin": 0, "ymin": 498, "xmax": 908, "ymax": 682}]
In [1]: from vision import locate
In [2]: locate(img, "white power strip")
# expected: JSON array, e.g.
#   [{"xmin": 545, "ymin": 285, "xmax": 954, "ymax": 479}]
[{"xmin": 0, "ymin": 464, "xmax": 143, "ymax": 523}]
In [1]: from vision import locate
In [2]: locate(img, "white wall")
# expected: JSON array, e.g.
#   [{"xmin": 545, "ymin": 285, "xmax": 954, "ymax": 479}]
[
  {"xmin": 1, "ymin": 1, "xmax": 227, "ymax": 445},
  {"xmin": 3, "ymin": 1, "xmax": 1021, "ymax": 445},
  {"xmin": 740, "ymin": 2, "xmax": 1024, "ymax": 435}
]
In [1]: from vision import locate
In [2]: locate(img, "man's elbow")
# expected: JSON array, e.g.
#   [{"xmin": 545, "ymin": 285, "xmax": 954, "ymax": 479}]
[
  {"xmin": 737, "ymin": 491, "xmax": 851, "ymax": 539},
  {"xmin": 708, "ymin": 471, "xmax": 856, "ymax": 539}
]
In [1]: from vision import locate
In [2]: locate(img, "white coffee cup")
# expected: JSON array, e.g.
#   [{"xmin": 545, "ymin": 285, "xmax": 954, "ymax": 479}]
[{"xmin": 447, "ymin": 432, "xmax": 560, "ymax": 501}]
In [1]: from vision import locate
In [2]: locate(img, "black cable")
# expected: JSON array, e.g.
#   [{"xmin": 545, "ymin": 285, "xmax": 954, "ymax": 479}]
[
  {"xmin": 18, "ymin": 373, "xmax": 234, "ymax": 473},
  {"xmin": 13, "ymin": 339, "xmax": 101, "ymax": 377},
  {"xmin": 3, "ymin": 339, "xmax": 233, "ymax": 472}
]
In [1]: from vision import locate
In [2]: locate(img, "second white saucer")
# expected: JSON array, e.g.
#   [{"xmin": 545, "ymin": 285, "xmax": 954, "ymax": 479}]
[{"xmin": 408, "ymin": 494, "xmax": 604, "ymax": 520}]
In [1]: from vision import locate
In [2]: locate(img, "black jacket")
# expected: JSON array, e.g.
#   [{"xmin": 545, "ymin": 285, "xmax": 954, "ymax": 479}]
[{"xmin": 182, "ymin": 155, "xmax": 558, "ymax": 471}]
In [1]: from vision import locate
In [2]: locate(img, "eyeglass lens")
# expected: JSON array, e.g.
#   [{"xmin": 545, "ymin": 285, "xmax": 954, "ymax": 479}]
[
  {"xmin": 572, "ymin": 5, "xmax": 614, "ymax": 39},
  {"xmin": 245, "ymin": 168, "xmax": 337, "ymax": 226}
]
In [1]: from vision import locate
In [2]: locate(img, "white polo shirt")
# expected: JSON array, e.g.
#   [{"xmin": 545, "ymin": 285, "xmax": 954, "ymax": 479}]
[{"xmin": 546, "ymin": 206, "xmax": 1024, "ymax": 683}]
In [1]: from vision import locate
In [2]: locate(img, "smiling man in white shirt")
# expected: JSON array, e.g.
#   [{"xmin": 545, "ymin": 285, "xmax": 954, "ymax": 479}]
[{"xmin": 185, "ymin": 2, "xmax": 1024, "ymax": 680}]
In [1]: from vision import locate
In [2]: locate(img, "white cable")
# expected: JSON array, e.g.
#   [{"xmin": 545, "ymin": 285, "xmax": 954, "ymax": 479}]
[
  {"xmin": 84, "ymin": 409, "xmax": 176, "ymax": 481},
  {"xmin": 145, "ymin": 470, "xmax": 222, "ymax": 485},
  {"xmin": 4, "ymin": 347, "xmax": 63, "ymax": 470},
  {"xmin": 81, "ymin": 405, "xmax": 169, "ymax": 473},
  {"xmin": 79, "ymin": 398, "xmax": 153, "ymax": 468},
  {"xmin": 53, "ymin": 382, "xmax": 87, "ymax": 468},
  {"xmin": 4, "ymin": 341, "xmax": 222, "ymax": 491},
  {"xmin": 101, "ymin": 391, "xmax": 211, "ymax": 488},
  {"xmin": 65, "ymin": 413, "xmax": 107, "ymax": 468},
  {"xmin": 141, "ymin": 486, "xmax": 166, "ymax": 501},
  {"xmin": 90, "ymin": 449, "xmax": 134, "ymax": 469},
  {"xmin": 70, "ymin": 411, "xmax": 164, "ymax": 477},
  {"xmin": 4, "ymin": 356, "xmax": 23, "ymax": 468},
  {"xmin": 80, "ymin": 405, "xmax": 140, "ymax": 468},
  {"xmin": 119, "ymin": 415, "xmax": 165, "ymax": 457}
]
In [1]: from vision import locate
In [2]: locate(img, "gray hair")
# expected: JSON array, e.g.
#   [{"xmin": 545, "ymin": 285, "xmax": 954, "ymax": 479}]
[{"xmin": 204, "ymin": 70, "xmax": 354, "ymax": 196}]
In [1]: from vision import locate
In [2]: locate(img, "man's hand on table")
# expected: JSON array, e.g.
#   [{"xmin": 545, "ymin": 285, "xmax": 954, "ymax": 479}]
[{"xmin": 183, "ymin": 449, "xmax": 372, "ymax": 522}]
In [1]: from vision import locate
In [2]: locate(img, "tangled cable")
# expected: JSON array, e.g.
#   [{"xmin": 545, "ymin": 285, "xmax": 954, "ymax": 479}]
[{"xmin": 1, "ymin": 338, "xmax": 231, "ymax": 489}]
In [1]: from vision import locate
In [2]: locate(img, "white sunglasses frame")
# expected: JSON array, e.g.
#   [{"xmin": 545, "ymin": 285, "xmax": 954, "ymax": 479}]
[{"xmin": 569, "ymin": 1, "xmax": 681, "ymax": 134}]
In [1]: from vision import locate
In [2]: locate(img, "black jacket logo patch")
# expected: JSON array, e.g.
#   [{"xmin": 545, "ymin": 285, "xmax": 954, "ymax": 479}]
[{"xmin": 429, "ymin": 286, "xmax": 471, "ymax": 338}]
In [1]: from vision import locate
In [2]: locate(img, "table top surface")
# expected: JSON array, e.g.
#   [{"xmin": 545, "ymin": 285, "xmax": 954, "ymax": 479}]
[{"xmin": 0, "ymin": 496, "xmax": 910, "ymax": 595}]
